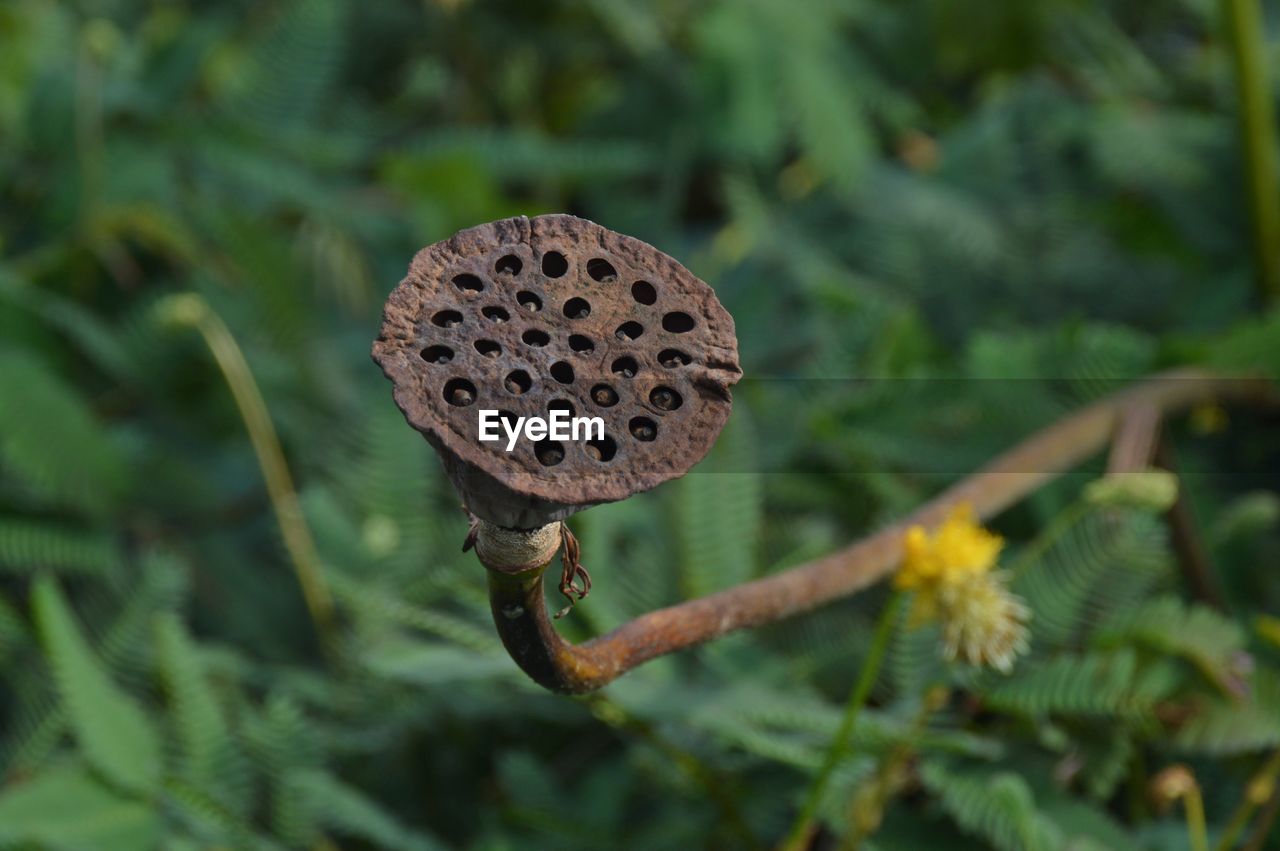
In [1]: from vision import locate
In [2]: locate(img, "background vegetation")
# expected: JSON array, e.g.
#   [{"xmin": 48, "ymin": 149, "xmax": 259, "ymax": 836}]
[{"xmin": 1, "ymin": 0, "xmax": 1280, "ymax": 848}]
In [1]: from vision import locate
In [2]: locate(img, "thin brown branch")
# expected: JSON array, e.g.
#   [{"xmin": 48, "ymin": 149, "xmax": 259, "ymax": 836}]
[
  {"xmin": 484, "ymin": 370, "xmax": 1274, "ymax": 694},
  {"xmin": 1107, "ymin": 402, "xmax": 1162, "ymax": 475},
  {"xmin": 1156, "ymin": 437, "xmax": 1227, "ymax": 609}
]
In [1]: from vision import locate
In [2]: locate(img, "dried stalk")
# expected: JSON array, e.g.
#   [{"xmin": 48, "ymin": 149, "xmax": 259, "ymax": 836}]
[
  {"xmin": 482, "ymin": 370, "xmax": 1273, "ymax": 694},
  {"xmin": 158, "ymin": 294, "xmax": 336, "ymax": 646},
  {"xmin": 1157, "ymin": 437, "xmax": 1228, "ymax": 609}
]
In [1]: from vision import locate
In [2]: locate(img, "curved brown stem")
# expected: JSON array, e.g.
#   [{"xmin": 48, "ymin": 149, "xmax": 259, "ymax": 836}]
[{"xmin": 484, "ymin": 370, "xmax": 1275, "ymax": 694}]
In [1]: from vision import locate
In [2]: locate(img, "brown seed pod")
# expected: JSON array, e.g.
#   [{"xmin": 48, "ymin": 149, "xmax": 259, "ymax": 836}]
[{"xmin": 372, "ymin": 214, "xmax": 742, "ymax": 529}]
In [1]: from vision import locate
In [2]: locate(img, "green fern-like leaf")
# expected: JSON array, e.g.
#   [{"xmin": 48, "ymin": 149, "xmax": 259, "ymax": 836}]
[
  {"xmin": 571, "ymin": 495, "xmax": 676, "ymax": 631},
  {"xmin": 0, "ymin": 591, "xmax": 25, "ymax": 663},
  {"xmin": 920, "ymin": 761, "xmax": 1062, "ymax": 851},
  {"xmin": 163, "ymin": 775, "xmax": 286, "ymax": 851},
  {"xmin": 1073, "ymin": 726, "xmax": 1134, "ymax": 800},
  {"xmin": 0, "ymin": 519, "xmax": 123, "ymax": 576},
  {"xmin": 330, "ymin": 573, "xmax": 494, "ymax": 653},
  {"xmin": 0, "ymin": 682, "xmax": 64, "ymax": 779},
  {"xmin": 31, "ymin": 576, "xmax": 162, "ymax": 794},
  {"xmin": 321, "ymin": 401, "xmax": 464, "ymax": 583},
  {"xmin": 0, "ymin": 270, "xmax": 138, "ymax": 383},
  {"xmin": 223, "ymin": 0, "xmax": 344, "ymax": 128},
  {"xmin": 1059, "ymin": 323, "xmax": 1158, "ymax": 401},
  {"xmin": 984, "ymin": 648, "xmax": 1177, "ymax": 719},
  {"xmin": 1206, "ymin": 307, "xmax": 1280, "ymax": 376},
  {"xmin": 1093, "ymin": 595, "xmax": 1246, "ymax": 693},
  {"xmin": 1037, "ymin": 796, "xmax": 1135, "ymax": 851},
  {"xmin": 155, "ymin": 613, "xmax": 253, "ymax": 812},
  {"xmin": 243, "ymin": 695, "xmax": 322, "ymax": 847},
  {"xmin": 359, "ymin": 633, "xmax": 519, "ymax": 686},
  {"xmin": 1175, "ymin": 667, "xmax": 1280, "ymax": 755},
  {"xmin": 0, "ymin": 762, "xmax": 161, "ymax": 851},
  {"xmin": 685, "ymin": 682, "xmax": 1000, "ymax": 772},
  {"xmin": 290, "ymin": 769, "xmax": 449, "ymax": 851},
  {"xmin": 0, "ymin": 348, "xmax": 127, "ymax": 515},
  {"xmin": 888, "ymin": 617, "xmax": 949, "ymax": 699},
  {"xmin": 673, "ymin": 413, "xmax": 762, "ymax": 598},
  {"xmin": 97, "ymin": 549, "xmax": 191, "ymax": 681},
  {"xmin": 1015, "ymin": 509, "xmax": 1170, "ymax": 646}
]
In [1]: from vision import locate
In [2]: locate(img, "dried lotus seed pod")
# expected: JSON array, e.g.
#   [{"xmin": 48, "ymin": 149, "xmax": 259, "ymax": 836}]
[{"xmin": 372, "ymin": 214, "xmax": 741, "ymax": 529}]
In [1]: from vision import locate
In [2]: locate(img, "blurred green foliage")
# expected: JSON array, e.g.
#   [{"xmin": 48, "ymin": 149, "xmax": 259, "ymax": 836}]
[{"xmin": 1, "ymin": 0, "xmax": 1280, "ymax": 848}]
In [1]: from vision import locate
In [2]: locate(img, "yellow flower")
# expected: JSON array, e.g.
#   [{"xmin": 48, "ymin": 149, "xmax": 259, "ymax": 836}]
[
  {"xmin": 895, "ymin": 503, "xmax": 1030, "ymax": 672},
  {"xmin": 937, "ymin": 571, "xmax": 1030, "ymax": 673},
  {"xmin": 896, "ymin": 503, "xmax": 1003, "ymax": 590}
]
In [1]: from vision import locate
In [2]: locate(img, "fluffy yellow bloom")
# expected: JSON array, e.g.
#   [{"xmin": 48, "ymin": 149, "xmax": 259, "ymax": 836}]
[
  {"xmin": 937, "ymin": 571, "xmax": 1031, "ymax": 673},
  {"xmin": 896, "ymin": 503, "xmax": 1029, "ymax": 672},
  {"xmin": 896, "ymin": 503, "xmax": 1003, "ymax": 592}
]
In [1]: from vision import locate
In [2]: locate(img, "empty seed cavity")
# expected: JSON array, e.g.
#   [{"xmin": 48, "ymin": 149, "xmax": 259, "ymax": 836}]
[
  {"xmin": 587, "ymin": 258, "xmax": 617, "ymax": 282},
  {"xmin": 541, "ymin": 251, "xmax": 568, "ymax": 278},
  {"xmin": 615, "ymin": 321, "xmax": 643, "ymax": 341},
  {"xmin": 550, "ymin": 361, "xmax": 575, "ymax": 384},
  {"xmin": 650, "ymin": 386, "xmax": 682, "ymax": 411},
  {"xmin": 548, "ymin": 399, "xmax": 576, "ymax": 418},
  {"xmin": 421, "ymin": 345, "xmax": 453, "ymax": 364},
  {"xmin": 504, "ymin": 370, "xmax": 532, "ymax": 395},
  {"xmin": 522, "ymin": 328, "xmax": 550, "ymax": 347},
  {"xmin": 483, "ymin": 305, "xmax": 510, "ymax": 323},
  {"xmin": 591, "ymin": 384, "xmax": 619, "ymax": 407},
  {"xmin": 584, "ymin": 435, "xmax": 617, "ymax": 462},
  {"xmin": 658, "ymin": 348, "xmax": 691, "ymax": 368},
  {"xmin": 535, "ymin": 439, "xmax": 565, "ymax": 466},
  {"xmin": 495, "ymin": 254, "xmax": 522, "ymax": 276},
  {"xmin": 611, "ymin": 356, "xmax": 638, "ymax": 378},
  {"xmin": 443, "ymin": 378, "xmax": 476, "ymax": 407},
  {"xmin": 629, "ymin": 416, "xmax": 657, "ymax": 442},
  {"xmin": 516, "ymin": 291, "xmax": 542, "ymax": 312},
  {"xmin": 631, "ymin": 281, "xmax": 657, "ymax": 304},
  {"xmin": 568, "ymin": 334, "xmax": 595, "ymax": 354},
  {"xmin": 563, "ymin": 297, "xmax": 591, "ymax": 319},
  {"xmin": 662, "ymin": 311, "xmax": 696, "ymax": 333},
  {"xmin": 431, "ymin": 309, "xmax": 463, "ymax": 328},
  {"xmin": 474, "ymin": 339, "xmax": 501, "ymax": 358},
  {"xmin": 452, "ymin": 273, "xmax": 484, "ymax": 294}
]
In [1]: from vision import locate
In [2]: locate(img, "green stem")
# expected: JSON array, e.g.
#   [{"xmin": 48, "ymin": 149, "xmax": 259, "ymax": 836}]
[
  {"xmin": 1223, "ymin": 0, "xmax": 1280, "ymax": 303},
  {"xmin": 781, "ymin": 592, "xmax": 903, "ymax": 851},
  {"xmin": 158, "ymin": 294, "xmax": 335, "ymax": 647},
  {"xmin": 1185, "ymin": 782, "xmax": 1209, "ymax": 851},
  {"xmin": 1243, "ymin": 790, "xmax": 1280, "ymax": 851},
  {"xmin": 1215, "ymin": 750, "xmax": 1280, "ymax": 851},
  {"xmin": 839, "ymin": 685, "xmax": 948, "ymax": 851}
]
